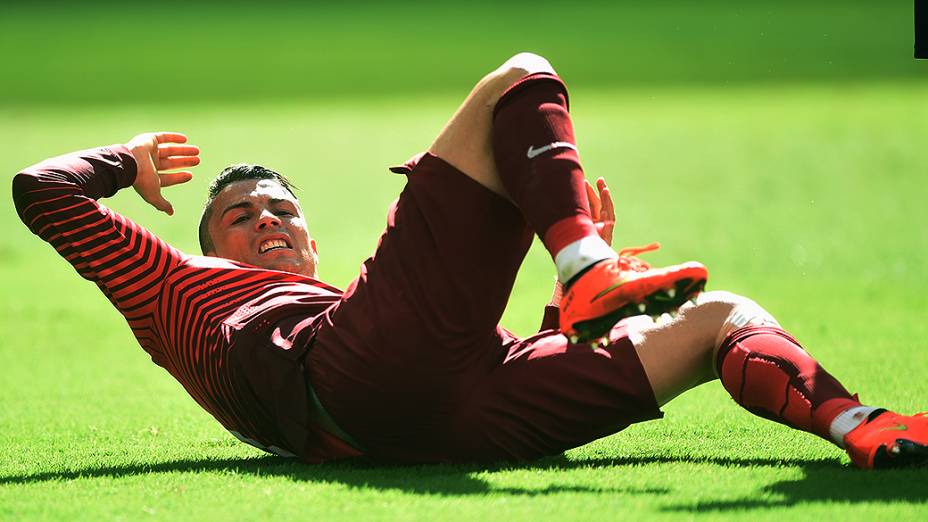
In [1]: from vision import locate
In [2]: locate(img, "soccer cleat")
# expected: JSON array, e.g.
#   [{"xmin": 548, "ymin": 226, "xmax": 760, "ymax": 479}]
[
  {"xmin": 559, "ymin": 243, "xmax": 708, "ymax": 343},
  {"xmin": 844, "ymin": 410, "xmax": 928, "ymax": 469}
]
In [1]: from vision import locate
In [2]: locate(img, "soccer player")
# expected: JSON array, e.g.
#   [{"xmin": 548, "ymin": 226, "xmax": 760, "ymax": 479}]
[{"xmin": 13, "ymin": 53, "xmax": 927, "ymax": 469}]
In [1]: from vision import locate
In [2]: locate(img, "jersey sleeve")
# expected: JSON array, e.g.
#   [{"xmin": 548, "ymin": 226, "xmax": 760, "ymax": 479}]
[{"xmin": 12, "ymin": 145, "xmax": 186, "ymax": 360}]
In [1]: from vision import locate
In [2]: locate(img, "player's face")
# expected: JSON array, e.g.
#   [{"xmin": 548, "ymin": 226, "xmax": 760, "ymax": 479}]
[{"xmin": 206, "ymin": 179, "xmax": 318, "ymax": 277}]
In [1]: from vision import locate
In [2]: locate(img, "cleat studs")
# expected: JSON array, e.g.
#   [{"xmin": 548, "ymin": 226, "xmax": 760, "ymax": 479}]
[
  {"xmin": 666, "ymin": 288, "xmax": 676, "ymax": 299},
  {"xmin": 638, "ymin": 303, "xmax": 647, "ymax": 313}
]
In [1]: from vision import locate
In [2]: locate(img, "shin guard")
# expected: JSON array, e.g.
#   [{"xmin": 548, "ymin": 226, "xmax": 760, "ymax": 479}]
[{"xmin": 716, "ymin": 325, "xmax": 859, "ymax": 439}]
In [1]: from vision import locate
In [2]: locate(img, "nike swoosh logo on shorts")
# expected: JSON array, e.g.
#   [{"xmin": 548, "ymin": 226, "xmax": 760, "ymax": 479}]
[
  {"xmin": 527, "ymin": 141, "xmax": 578, "ymax": 159},
  {"xmin": 271, "ymin": 327, "xmax": 293, "ymax": 350}
]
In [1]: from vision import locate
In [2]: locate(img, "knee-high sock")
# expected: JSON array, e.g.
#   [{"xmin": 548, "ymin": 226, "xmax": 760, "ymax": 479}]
[
  {"xmin": 716, "ymin": 325, "xmax": 861, "ymax": 441},
  {"xmin": 492, "ymin": 73, "xmax": 603, "ymax": 265}
]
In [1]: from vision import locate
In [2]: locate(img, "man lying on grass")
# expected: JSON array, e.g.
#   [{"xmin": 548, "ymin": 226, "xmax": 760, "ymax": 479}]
[{"xmin": 13, "ymin": 53, "xmax": 927, "ymax": 469}]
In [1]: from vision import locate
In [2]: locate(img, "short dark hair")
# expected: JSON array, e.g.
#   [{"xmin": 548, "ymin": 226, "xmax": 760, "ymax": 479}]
[{"xmin": 198, "ymin": 164, "xmax": 298, "ymax": 255}]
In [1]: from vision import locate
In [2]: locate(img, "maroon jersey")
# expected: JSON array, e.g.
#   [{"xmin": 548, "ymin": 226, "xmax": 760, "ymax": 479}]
[{"xmin": 12, "ymin": 145, "xmax": 360, "ymax": 462}]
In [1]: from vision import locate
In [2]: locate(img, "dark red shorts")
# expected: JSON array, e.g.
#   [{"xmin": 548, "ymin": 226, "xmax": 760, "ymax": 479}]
[{"xmin": 307, "ymin": 153, "xmax": 661, "ymax": 463}]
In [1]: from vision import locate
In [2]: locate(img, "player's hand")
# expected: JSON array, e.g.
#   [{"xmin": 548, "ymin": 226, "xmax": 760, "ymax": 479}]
[
  {"xmin": 586, "ymin": 177, "xmax": 615, "ymax": 246},
  {"xmin": 126, "ymin": 132, "xmax": 199, "ymax": 215}
]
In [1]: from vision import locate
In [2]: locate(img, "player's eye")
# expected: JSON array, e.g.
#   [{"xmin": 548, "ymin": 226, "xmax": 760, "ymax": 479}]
[
  {"xmin": 231, "ymin": 214, "xmax": 249, "ymax": 225},
  {"xmin": 274, "ymin": 210, "xmax": 293, "ymax": 217}
]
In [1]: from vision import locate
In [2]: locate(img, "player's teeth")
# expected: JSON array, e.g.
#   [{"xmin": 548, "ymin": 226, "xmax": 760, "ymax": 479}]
[
  {"xmin": 638, "ymin": 303, "xmax": 647, "ymax": 313},
  {"xmin": 260, "ymin": 239, "xmax": 288, "ymax": 252},
  {"xmin": 667, "ymin": 288, "xmax": 676, "ymax": 298},
  {"xmin": 569, "ymin": 335, "xmax": 579, "ymax": 344}
]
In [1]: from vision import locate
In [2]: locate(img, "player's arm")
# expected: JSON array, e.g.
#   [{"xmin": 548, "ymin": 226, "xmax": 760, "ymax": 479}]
[
  {"xmin": 12, "ymin": 132, "xmax": 199, "ymax": 320},
  {"xmin": 539, "ymin": 178, "xmax": 615, "ymax": 331}
]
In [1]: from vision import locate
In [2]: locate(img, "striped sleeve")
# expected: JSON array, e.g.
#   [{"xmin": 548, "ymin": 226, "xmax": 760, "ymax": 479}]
[{"xmin": 12, "ymin": 145, "xmax": 186, "ymax": 360}]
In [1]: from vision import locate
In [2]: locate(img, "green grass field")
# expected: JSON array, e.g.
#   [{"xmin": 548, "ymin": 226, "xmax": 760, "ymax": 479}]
[{"xmin": 2, "ymin": 2, "xmax": 927, "ymax": 521}]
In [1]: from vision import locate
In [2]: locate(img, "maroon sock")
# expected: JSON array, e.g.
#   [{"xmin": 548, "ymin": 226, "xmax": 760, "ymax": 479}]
[
  {"xmin": 716, "ymin": 325, "xmax": 861, "ymax": 440},
  {"xmin": 492, "ymin": 73, "xmax": 596, "ymax": 257}
]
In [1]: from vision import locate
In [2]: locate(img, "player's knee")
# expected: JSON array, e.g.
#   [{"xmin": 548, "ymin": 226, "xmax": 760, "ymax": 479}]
[
  {"xmin": 690, "ymin": 291, "xmax": 780, "ymax": 350},
  {"xmin": 479, "ymin": 52, "xmax": 557, "ymax": 104},
  {"xmin": 498, "ymin": 52, "xmax": 556, "ymax": 77}
]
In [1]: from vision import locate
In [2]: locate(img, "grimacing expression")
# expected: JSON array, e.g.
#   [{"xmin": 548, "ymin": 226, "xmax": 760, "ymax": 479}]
[{"xmin": 206, "ymin": 179, "xmax": 318, "ymax": 277}]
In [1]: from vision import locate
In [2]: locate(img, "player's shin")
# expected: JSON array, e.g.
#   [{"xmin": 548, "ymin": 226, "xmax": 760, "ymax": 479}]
[
  {"xmin": 716, "ymin": 322, "xmax": 928, "ymax": 468},
  {"xmin": 491, "ymin": 72, "xmax": 607, "ymax": 281},
  {"xmin": 716, "ymin": 324, "xmax": 861, "ymax": 439},
  {"xmin": 492, "ymin": 74, "xmax": 708, "ymax": 343}
]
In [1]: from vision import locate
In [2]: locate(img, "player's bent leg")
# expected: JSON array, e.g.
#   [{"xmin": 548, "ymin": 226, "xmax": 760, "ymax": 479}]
[
  {"xmin": 488, "ymin": 61, "xmax": 707, "ymax": 342},
  {"xmin": 432, "ymin": 53, "xmax": 709, "ymax": 343}
]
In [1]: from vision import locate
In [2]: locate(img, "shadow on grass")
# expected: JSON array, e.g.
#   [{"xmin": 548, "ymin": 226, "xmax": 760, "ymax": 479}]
[
  {"xmin": 0, "ymin": 453, "xmax": 672, "ymax": 497},
  {"xmin": 658, "ymin": 458, "xmax": 928, "ymax": 512},
  {"xmin": 4, "ymin": 452, "xmax": 925, "ymax": 506}
]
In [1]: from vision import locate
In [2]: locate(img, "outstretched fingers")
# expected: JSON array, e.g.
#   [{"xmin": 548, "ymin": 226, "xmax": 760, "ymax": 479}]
[
  {"xmin": 598, "ymin": 177, "xmax": 615, "ymax": 225},
  {"xmin": 154, "ymin": 132, "xmax": 188, "ymax": 144},
  {"xmin": 158, "ymin": 154, "xmax": 201, "ymax": 171},
  {"xmin": 128, "ymin": 131, "xmax": 198, "ymax": 216},
  {"xmin": 158, "ymin": 144, "xmax": 200, "ymax": 158},
  {"xmin": 593, "ymin": 177, "xmax": 615, "ymax": 245},
  {"xmin": 159, "ymin": 171, "xmax": 194, "ymax": 188},
  {"xmin": 585, "ymin": 179, "xmax": 602, "ymax": 218},
  {"xmin": 155, "ymin": 140, "xmax": 199, "ymax": 180}
]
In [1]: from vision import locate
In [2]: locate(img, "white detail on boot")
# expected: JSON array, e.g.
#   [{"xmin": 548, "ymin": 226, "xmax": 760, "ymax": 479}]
[
  {"xmin": 829, "ymin": 406, "xmax": 880, "ymax": 448},
  {"xmin": 554, "ymin": 235, "xmax": 617, "ymax": 283}
]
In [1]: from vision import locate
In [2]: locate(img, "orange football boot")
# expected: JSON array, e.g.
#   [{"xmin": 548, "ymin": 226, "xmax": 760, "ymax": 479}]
[
  {"xmin": 560, "ymin": 243, "xmax": 708, "ymax": 345},
  {"xmin": 844, "ymin": 410, "xmax": 928, "ymax": 469}
]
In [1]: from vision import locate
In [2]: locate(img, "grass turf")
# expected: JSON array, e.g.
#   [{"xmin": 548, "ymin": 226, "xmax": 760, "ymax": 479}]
[{"xmin": 1, "ymin": 81, "xmax": 926, "ymax": 521}]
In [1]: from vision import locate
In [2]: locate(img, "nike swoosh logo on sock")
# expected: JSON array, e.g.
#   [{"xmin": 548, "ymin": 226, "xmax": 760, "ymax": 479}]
[{"xmin": 527, "ymin": 141, "xmax": 578, "ymax": 159}]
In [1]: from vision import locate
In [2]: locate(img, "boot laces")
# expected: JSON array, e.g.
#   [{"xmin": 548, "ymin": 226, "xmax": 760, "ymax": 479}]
[{"xmin": 615, "ymin": 242, "xmax": 661, "ymax": 272}]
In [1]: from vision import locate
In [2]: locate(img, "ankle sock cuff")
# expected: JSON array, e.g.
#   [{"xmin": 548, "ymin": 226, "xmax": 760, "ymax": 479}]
[
  {"xmin": 553, "ymin": 234, "xmax": 617, "ymax": 283},
  {"xmin": 543, "ymin": 215, "xmax": 598, "ymax": 258},
  {"xmin": 815, "ymin": 397, "xmax": 866, "ymax": 444}
]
